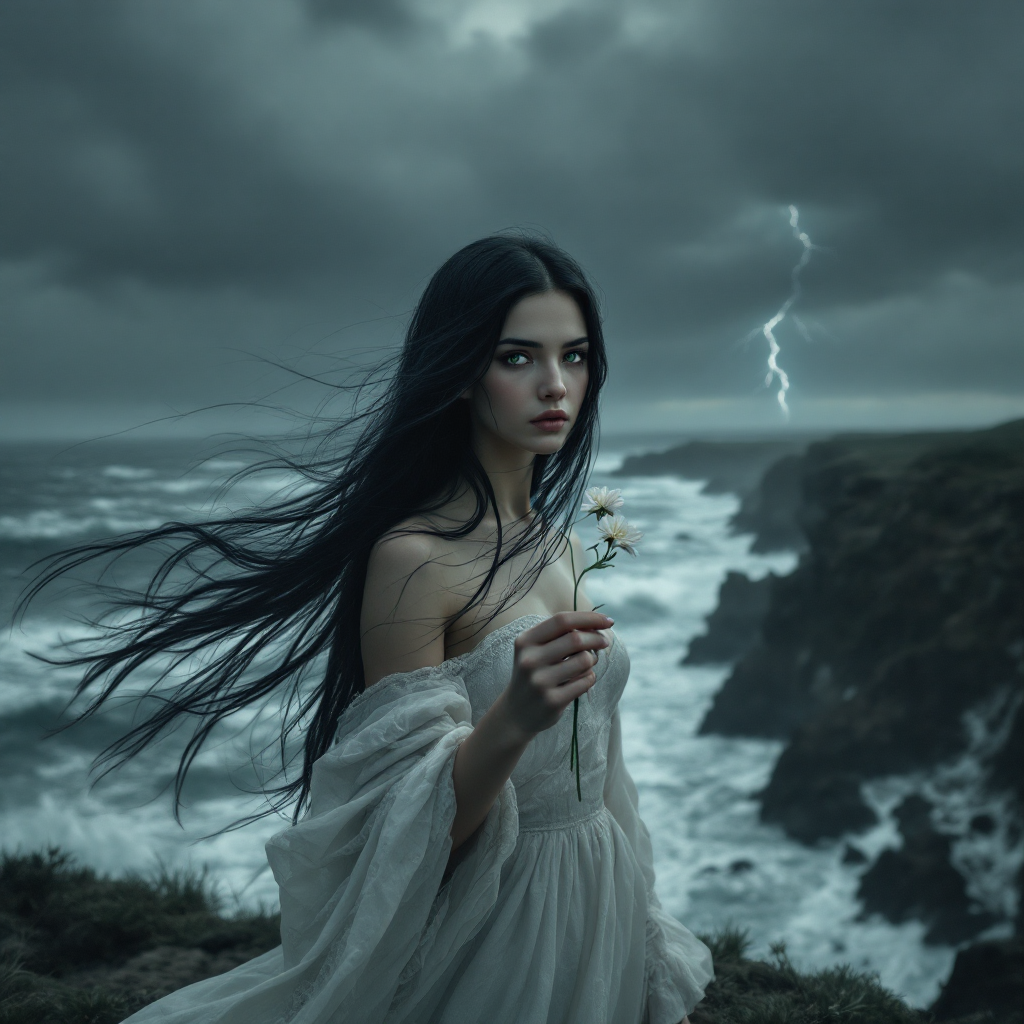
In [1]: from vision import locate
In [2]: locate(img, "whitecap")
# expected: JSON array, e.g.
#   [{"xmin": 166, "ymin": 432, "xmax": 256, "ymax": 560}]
[{"xmin": 101, "ymin": 465, "xmax": 157, "ymax": 480}]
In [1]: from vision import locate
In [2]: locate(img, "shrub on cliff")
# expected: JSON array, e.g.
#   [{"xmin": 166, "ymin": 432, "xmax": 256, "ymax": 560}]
[{"xmin": 691, "ymin": 928, "xmax": 924, "ymax": 1024}]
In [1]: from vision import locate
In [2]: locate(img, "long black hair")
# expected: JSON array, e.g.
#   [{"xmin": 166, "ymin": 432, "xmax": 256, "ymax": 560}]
[{"xmin": 18, "ymin": 233, "xmax": 608, "ymax": 824}]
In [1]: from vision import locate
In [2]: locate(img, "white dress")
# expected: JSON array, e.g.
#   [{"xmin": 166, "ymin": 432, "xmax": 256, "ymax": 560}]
[{"xmin": 124, "ymin": 614, "xmax": 714, "ymax": 1024}]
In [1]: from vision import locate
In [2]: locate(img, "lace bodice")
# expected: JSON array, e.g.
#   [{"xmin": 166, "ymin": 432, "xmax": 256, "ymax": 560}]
[{"xmin": 343, "ymin": 613, "xmax": 628, "ymax": 829}]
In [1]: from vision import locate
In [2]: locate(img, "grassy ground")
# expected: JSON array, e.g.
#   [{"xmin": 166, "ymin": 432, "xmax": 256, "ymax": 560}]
[
  {"xmin": 691, "ymin": 929, "xmax": 927, "ymax": 1024},
  {"xmin": 0, "ymin": 848, "xmax": 945, "ymax": 1024},
  {"xmin": 0, "ymin": 848, "xmax": 279, "ymax": 1023}
]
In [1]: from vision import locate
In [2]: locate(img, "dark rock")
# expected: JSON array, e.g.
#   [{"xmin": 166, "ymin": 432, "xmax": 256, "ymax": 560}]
[
  {"xmin": 698, "ymin": 640, "xmax": 817, "ymax": 738},
  {"xmin": 754, "ymin": 643, "xmax": 1015, "ymax": 843},
  {"xmin": 615, "ymin": 439, "xmax": 811, "ymax": 497},
  {"xmin": 684, "ymin": 572, "xmax": 773, "ymax": 666},
  {"xmin": 970, "ymin": 813, "xmax": 997, "ymax": 835},
  {"xmin": 761, "ymin": 764, "xmax": 878, "ymax": 842},
  {"xmin": 990, "ymin": 699, "xmax": 1024, "ymax": 815},
  {"xmin": 702, "ymin": 419, "xmax": 1024, "ymax": 822},
  {"xmin": 698, "ymin": 563, "xmax": 852, "ymax": 739},
  {"xmin": 857, "ymin": 796, "xmax": 995, "ymax": 945},
  {"xmin": 697, "ymin": 419, "xmax": 1024, "ymax": 938},
  {"xmin": 930, "ymin": 938, "xmax": 1024, "ymax": 1023},
  {"xmin": 842, "ymin": 844, "xmax": 868, "ymax": 865},
  {"xmin": 730, "ymin": 454, "xmax": 808, "ymax": 552},
  {"xmin": 728, "ymin": 859, "xmax": 755, "ymax": 874},
  {"xmin": 1017, "ymin": 861, "xmax": 1024, "ymax": 937}
]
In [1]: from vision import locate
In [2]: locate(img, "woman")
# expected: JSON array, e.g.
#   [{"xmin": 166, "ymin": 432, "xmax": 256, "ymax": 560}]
[{"xmin": 27, "ymin": 234, "xmax": 713, "ymax": 1022}]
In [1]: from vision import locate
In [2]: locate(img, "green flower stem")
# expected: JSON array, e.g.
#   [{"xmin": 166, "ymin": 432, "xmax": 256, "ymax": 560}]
[
  {"xmin": 568, "ymin": 540, "xmax": 582, "ymax": 801},
  {"xmin": 570, "ymin": 698, "xmax": 581, "ymax": 801},
  {"xmin": 567, "ymin": 533, "xmax": 616, "ymax": 801}
]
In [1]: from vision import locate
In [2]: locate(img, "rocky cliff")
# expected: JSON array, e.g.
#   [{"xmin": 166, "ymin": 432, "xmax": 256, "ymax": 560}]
[
  {"xmin": 694, "ymin": 419, "xmax": 1024, "ymax": 968},
  {"xmin": 729, "ymin": 453, "xmax": 808, "ymax": 552},
  {"xmin": 682, "ymin": 570, "xmax": 774, "ymax": 666},
  {"xmin": 615, "ymin": 438, "xmax": 813, "ymax": 497}
]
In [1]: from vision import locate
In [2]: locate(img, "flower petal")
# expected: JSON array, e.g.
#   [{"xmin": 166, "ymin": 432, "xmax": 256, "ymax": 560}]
[{"xmin": 581, "ymin": 486, "xmax": 625, "ymax": 516}]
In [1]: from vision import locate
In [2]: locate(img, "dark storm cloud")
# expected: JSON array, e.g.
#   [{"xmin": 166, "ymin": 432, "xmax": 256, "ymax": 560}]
[
  {"xmin": 0, "ymin": 0, "xmax": 1021, "ymax": 428},
  {"xmin": 510, "ymin": 1, "xmax": 1022, "ymax": 319},
  {"xmin": 303, "ymin": 0, "xmax": 418, "ymax": 32},
  {"xmin": 0, "ymin": 1, "xmax": 395, "ymax": 289}
]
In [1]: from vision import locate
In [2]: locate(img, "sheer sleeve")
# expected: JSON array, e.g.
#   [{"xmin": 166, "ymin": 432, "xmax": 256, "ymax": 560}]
[
  {"xmin": 122, "ymin": 662, "xmax": 518, "ymax": 1024},
  {"xmin": 603, "ymin": 709, "xmax": 714, "ymax": 1023},
  {"xmin": 266, "ymin": 662, "xmax": 520, "ymax": 1019}
]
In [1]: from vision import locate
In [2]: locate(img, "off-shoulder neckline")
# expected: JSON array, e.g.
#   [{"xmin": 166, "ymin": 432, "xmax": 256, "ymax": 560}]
[
  {"xmin": 347, "ymin": 614, "xmax": 547, "ymax": 712},
  {"xmin": 443, "ymin": 612, "xmax": 549, "ymax": 666},
  {"xmin": 341, "ymin": 614, "xmax": 621, "ymax": 728},
  {"xmin": 352, "ymin": 612, "xmax": 616, "ymax": 712},
  {"xmin": 443, "ymin": 611, "xmax": 620, "ymax": 667}
]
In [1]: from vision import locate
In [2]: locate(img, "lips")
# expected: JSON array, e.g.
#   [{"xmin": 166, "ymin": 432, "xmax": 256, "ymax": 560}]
[{"xmin": 531, "ymin": 411, "xmax": 569, "ymax": 424}]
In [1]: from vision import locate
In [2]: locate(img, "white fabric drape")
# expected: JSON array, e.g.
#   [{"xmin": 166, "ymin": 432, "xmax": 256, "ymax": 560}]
[{"xmin": 122, "ymin": 617, "xmax": 713, "ymax": 1024}]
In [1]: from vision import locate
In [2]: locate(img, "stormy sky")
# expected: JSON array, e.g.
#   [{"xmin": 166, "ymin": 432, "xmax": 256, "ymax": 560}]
[{"xmin": 1, "ymin": 0, "xmax": 1022, "ymax": 439}]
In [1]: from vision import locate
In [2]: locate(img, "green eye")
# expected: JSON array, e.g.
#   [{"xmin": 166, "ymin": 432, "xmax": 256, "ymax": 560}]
[
  {"xmin": 504, "ymin": 352, "xmax": 528, "ymax": 365},
  {"xmin": 565, "ymin": 350, "xmax": 587, "ymax": 363}
]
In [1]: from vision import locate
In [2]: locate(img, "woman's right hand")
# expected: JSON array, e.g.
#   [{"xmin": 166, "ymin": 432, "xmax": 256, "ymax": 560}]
[{"xmin": 501, "ymin": 611, "xmax": 614, "ymax": 738}]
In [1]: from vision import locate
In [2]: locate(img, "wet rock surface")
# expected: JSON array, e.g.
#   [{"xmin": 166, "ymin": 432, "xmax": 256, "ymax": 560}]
[
  {"xmin": 856, "ymin": 796, "xmax": 995, "ymax": 945},
  {"xmin": 615, "ymin": 438, "xmax": 811, "ymax": 497},
  {"xmin": 692, "ymin": 419, "xmax": 1024, "ymax": 953},
  {"xmin": 929, "ymin": 938, "xmax": 1024, "ymax": 1024},
  {"xmin": 683, "ymin": 571, "xmax": 773, "ymax": 666},
  {"xmin": 730, "ymin": 453, "xmax": 808, "ymax": 552},
  {"xmin": 700, "ymin": 420, "xmax": 1024, "ymax": 826},
  {"xmin": 990, "ymin": 696, "xmax": 1024, "ymax": 813}
]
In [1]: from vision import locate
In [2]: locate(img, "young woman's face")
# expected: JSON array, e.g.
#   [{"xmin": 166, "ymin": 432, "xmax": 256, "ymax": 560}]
[{"xmin": 463, "ymin": 289, "xmax": 590, "ymax": 457}]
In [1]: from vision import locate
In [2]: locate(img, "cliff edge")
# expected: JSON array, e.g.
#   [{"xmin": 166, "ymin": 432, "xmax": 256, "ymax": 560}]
[{"xmin": 692, "ymin": 420, "xmax": 1023, "ymax": 1004}]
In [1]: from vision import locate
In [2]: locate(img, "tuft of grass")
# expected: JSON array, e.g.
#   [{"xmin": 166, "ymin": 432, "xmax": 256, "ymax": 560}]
[
  {"xmin": 0, "ymin": 963, "xmax": 137, "ymax": 1024},
  {"xmin": 0, "ymin": 847, "xmax": 280, "ymax": 1024},
  {"xmin": 0, "ymin": 847, "xmax": 279, "ymax": 976},
  {"xmin": 697, "ymin": 926, "xmax": 752, "ymax": 965},
  {"xmin": 690, "ymin": 936, "xmax": 927, "ymax": 1024}
]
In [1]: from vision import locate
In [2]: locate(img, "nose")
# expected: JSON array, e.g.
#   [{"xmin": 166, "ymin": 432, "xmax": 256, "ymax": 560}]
[{"xmin": 539, "ymin": 367, "xmax": 567, "ymax": 401}]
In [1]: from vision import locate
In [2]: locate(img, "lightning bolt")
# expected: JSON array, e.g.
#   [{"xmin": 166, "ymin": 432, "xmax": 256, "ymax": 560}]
[{"xmin": 762, "ymin": 204, "xmax": 815, "ymax": 418}]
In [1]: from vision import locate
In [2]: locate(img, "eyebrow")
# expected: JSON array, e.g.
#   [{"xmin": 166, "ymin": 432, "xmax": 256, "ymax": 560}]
[{"xmin": 495, "ymin": 337, "xmax": 589, "ymax": 348}]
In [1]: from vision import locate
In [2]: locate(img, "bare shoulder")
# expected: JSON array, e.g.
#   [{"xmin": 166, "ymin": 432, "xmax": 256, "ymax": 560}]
[
  {"xmin": 360, "ymin": 520, "xmax": 454, "ymax": 688},
  {"xmin": 366, "ymin": 522, "xmax": 442, "ymax": 581}
]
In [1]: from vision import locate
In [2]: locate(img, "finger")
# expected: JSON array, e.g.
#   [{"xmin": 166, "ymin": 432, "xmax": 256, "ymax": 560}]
[
  {"xmin": 534, "ymin": 649, "xmax": 598, "ymax": 687},
  {"xmin": 519, "ymin": 610, "xmax": 614, "ymax": 647},
  {"xmin": 549, "ymin": 670, "xmax": 597, "ymax": 707},
  {"xmin": 539, "ymin": 628, "xmax": 610, "ymax": 665}
]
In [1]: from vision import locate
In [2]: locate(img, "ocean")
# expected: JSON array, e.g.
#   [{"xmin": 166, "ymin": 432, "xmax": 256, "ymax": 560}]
[{"xmin": 0, "ymin": 437, "xmax": 958, "ymax": 1006}]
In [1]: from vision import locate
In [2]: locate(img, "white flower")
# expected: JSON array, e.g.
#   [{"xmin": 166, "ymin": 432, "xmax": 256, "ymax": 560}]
[
  {"xmin": 581, "ymin": 486, "xmax": 624, "ymax": 518},
  {"xmin": 597, "ymin": 514, "xmax": 643, "ymax": 556}
]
